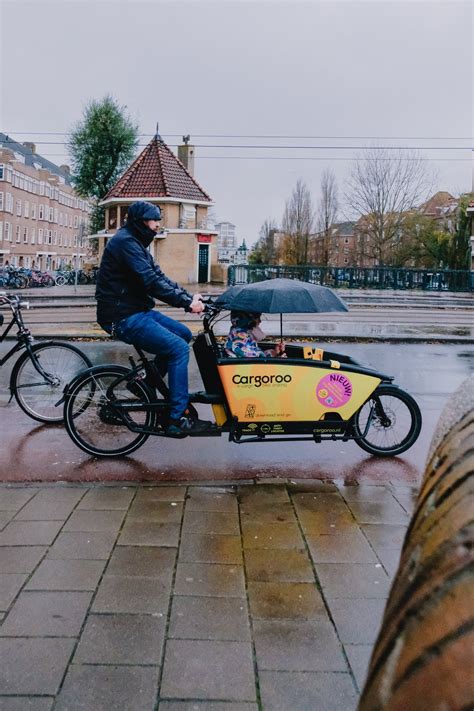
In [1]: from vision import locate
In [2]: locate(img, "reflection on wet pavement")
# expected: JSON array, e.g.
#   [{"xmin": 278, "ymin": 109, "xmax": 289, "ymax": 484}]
[{"xmin": 0, "ymin": 342, "xmax": 471, "ymax": 483}]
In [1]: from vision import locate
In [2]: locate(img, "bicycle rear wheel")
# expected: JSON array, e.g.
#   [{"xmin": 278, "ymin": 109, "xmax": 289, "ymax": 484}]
[
  {"xmin": 64, "ymin": 365, "xmax": 157, "ymax": 457},
  {"xmin": 353, "ymin": 385, "xmax": 422, "ymax": 456},
  {"xmin": 13, "ymin": 342, "xmax": 92, "ymax": 423}
]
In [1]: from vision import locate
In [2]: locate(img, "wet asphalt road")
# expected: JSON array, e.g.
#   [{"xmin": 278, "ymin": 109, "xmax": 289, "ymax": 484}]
[{"xmin": 1, "ymin": 341, "xmax": 472, "ymax": 484}]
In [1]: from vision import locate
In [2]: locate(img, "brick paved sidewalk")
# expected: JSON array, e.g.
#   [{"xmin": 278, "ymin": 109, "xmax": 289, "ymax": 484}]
[{"xmin": 0, "ymin": 480, "xmax": 416, "ymax": 710}]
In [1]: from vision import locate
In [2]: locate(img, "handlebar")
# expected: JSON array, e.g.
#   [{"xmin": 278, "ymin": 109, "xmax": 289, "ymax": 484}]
[
  {"xmin": 201, "ymin": 298, "xmax": 220, "ymax": 315},
  {"xmin": 0, "ymin": 292, "xmax": 29, "ymax": 310}
]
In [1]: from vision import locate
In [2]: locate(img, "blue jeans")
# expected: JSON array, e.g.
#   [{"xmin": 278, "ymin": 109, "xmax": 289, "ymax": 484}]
[{"xmin": 114, "ymin": 310, "xmax": 193, "ymax": 420}]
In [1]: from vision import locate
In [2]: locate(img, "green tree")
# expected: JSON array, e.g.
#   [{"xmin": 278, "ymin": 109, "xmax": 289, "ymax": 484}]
[
  {"xmin": 449, "ymin": 194, "xmax": 473, "ymax": 270},
  {"xmin": 392, "ymin": 214, "xmax": 451, "ymax": 268},
  {"xmin": 67, "ymin": 95, "xmax": 139, "ymax": 233}
]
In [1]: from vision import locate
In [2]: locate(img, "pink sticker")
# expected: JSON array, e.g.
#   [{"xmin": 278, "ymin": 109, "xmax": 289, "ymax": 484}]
[{"xmin": 316, "ymin": 373, "xmax": 352, "ymax": 408}]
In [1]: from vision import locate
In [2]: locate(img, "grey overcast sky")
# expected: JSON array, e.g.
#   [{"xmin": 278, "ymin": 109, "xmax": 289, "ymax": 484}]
[{"xmin": 1, "ymin": 0, "xmax": 472, "ymax": 244}]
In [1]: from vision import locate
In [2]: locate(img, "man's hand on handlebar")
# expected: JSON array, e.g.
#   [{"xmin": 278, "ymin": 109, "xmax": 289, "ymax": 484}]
[{"xmin": 189, "ymin": 294, "xmax": 205, "ymax": 314}]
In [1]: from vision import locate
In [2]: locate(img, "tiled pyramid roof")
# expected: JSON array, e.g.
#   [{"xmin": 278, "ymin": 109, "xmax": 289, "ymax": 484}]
[
  {"xmin": 420, "ymin": 191, "xmax": 455, "ymax": 215},
  {"xmin": 103, "ymin": 135, "xmax": 212, "ymax": 203}
]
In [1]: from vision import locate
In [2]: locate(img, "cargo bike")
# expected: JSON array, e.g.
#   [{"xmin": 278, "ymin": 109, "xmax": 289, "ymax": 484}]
[{"xmin": 62, "ymin": 279, "xmax": 422, "ymax": 459}]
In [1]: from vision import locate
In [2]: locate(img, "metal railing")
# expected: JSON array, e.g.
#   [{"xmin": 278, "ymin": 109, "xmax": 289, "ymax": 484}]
[{"xmin": 228, "ymin": 265, "xmax": 474, "ymax": 292}]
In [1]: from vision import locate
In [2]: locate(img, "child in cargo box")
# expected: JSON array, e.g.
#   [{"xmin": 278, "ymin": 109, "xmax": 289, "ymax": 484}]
[{"xmin": 225, "ymin": 311, "xmax": 286, "ymax": 358}]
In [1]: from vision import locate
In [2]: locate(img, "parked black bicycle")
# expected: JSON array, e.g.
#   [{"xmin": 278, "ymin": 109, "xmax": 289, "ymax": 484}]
[{"xmin": 0, "ymin": 291, "xmax": 92, "ymax": 422}]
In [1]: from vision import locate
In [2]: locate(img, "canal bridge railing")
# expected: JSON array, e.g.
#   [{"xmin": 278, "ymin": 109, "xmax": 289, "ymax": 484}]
[{"xmin": 227, "ymin": 265, "xmax": 473, "ymax": 292}]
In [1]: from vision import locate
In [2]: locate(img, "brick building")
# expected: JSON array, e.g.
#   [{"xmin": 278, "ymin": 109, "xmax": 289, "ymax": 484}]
[
  {"xmin": 98, "ymin": 133, "xmax": 218, "ymax": 284},
  {"xmin": 0, "ymin": 133, "xmax": 91, "ymax": 269},
  {"xmin": 311, "ymin": 221, "xmax": 356, "ymax": 267}
]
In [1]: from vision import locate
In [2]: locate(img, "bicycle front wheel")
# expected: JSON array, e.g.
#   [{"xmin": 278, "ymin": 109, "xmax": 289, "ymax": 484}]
[
  {"xmin": 353, "ymin": 385, "xmax": 422, "ymax": 457},
  {"xmin": 13, "ymin": 342, "xmax": 92, "ymax": 423},
  {"xmin": 64, "ymin": 365, "xmax": 156, "ymax": 457}
]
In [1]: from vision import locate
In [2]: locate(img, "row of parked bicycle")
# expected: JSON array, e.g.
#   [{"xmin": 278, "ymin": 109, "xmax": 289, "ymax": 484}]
[{"xmin": 0, "ymin": 266, "xmax": 99, "ymax": 289}]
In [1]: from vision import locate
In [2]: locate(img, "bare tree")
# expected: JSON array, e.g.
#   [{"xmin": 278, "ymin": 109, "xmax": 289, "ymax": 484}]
[
  {"xmin": 345, "ymin": 147, "xmax": 433, "ymax": 266},
  {"xmin": 315, "ymin": 169, "xmax": 339, "ymax": 265},
  {"xmin": 249, "ymin": 217, "xmax": 278, "ymax": 263},
  {"xmin": 281, "ymin": 179, "xmax": 315, "ymax": 264}
]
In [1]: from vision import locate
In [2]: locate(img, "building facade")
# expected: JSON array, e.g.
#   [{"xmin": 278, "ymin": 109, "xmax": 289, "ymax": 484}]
[
  {"xmin": 0, "ymin": 133, "xmax": 91, "ymax": 269},
  {"xmin": 311, "ymin": 222, "xmax": 356, "ymax": 267},
  {"xmin": 216, "ymin": 221, "xmax": 237, "ymax": 263},
  {"xmin": 98, "ymin": 134, "xmax": 218, "ymax": 284}
]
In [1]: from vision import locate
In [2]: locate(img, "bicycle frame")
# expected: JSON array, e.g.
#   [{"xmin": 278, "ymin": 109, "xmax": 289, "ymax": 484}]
[{"xmin": 89, "ymin": 321, "xmax": 391, "ymax": 446}]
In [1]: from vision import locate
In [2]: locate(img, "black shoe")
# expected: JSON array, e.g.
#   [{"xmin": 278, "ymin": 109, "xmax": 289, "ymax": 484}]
[{"xmin": 166, "ymin": 414, "xmax": 213, "ymax": 438}]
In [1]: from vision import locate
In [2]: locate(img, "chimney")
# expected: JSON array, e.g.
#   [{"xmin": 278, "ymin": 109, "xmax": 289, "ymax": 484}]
[
  {"xmin": 178, "ymin": 135, "xmax": 195, "ymax": 176},
  {"xmin": 23, "ymin": 142, "xmax": 36, "ymax": 154},
  {"xmin": 59, "ymin": 164, "xmax": 71, "ymax": 175}
]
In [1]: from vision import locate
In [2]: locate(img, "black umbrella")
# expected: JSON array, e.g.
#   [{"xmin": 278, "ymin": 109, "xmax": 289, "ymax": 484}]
[{"xmin": 215, "ymin": 278, "xmax": 349, "ymax": 339}]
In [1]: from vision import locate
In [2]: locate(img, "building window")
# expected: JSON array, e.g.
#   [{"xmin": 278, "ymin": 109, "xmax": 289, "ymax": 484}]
[
  {"xmin": 74, "ymin": 215, "xmax": 78, "ymax": 228},
  {"xmin": 6, "ymin": 193, "xmax": 13, "ymax": 213},
  {"xmin": 0, "ymin": 222, "xmax": 3, "ymax": 241},
  {"xmin": 53, "ymin": 230, "xmax": 58, "ymax": 245},
  {"xmin": 16, "ymin": 199, "xmax": 22, "ymax": 216},
  {"xmin": 0, "ymin": 192, "xmax": 3, "ymax": 211},
  {"xmin": 23, "ymin": 226, "xmax": 28, "ymax": 243},
  {"xmin": 31, "ymin": 228, "xmax": 35, "ymax": 244},
  {"xmin": 24, "ymin": 201, "xmax": 29, "ymax": 218},
  {"xmin": 108, "ymin": 206, "xmax": 117, "ymax": 229},
  {"xmin": 16, "ymin": 225, "xmax": 21, "ymax": 243},
  {"xmin": 48, "ymin": 207, "xmax": 54, "ymax": 222},
  {"xmin": 39, "ymin": 204, "xmax": 44, "ymax": 220},
  {"xmin": 31, "ymin": 203, "xmax": 37, "ymax": 219},
  {"xmin": 54, "ymin": 208, "xmax": 58, "ymax": 223},
  {"xmin": 0, "ymin": 164, "xmax": 4, "ymax": 180},
  {"xmin": 59, "ymin": 233, "xmax": 62, "ymax": 246},
  {"xmin": 40, "ymin": 182, "xmax": 45, "ymax": 196},
  {"xmin": 38, "ymin": 228, "xmax": 43, "ymax": 244}
]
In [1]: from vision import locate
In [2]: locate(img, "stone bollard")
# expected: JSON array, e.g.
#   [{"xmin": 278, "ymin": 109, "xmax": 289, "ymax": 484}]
[{"xmin": 358, "ymin": 375, "xmax": 474, "ymax": 711}]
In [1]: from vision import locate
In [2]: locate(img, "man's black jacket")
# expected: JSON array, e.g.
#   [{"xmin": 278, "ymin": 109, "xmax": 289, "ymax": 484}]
[{"xmin": 95, "ymin": 225, "xmax": 193, "ymax": 328}]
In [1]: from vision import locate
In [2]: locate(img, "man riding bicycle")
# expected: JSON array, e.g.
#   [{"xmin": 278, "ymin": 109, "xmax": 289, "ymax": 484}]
[{"xmin": 95, "ymin": 200, "xmax": 211, "ymax": 437}]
